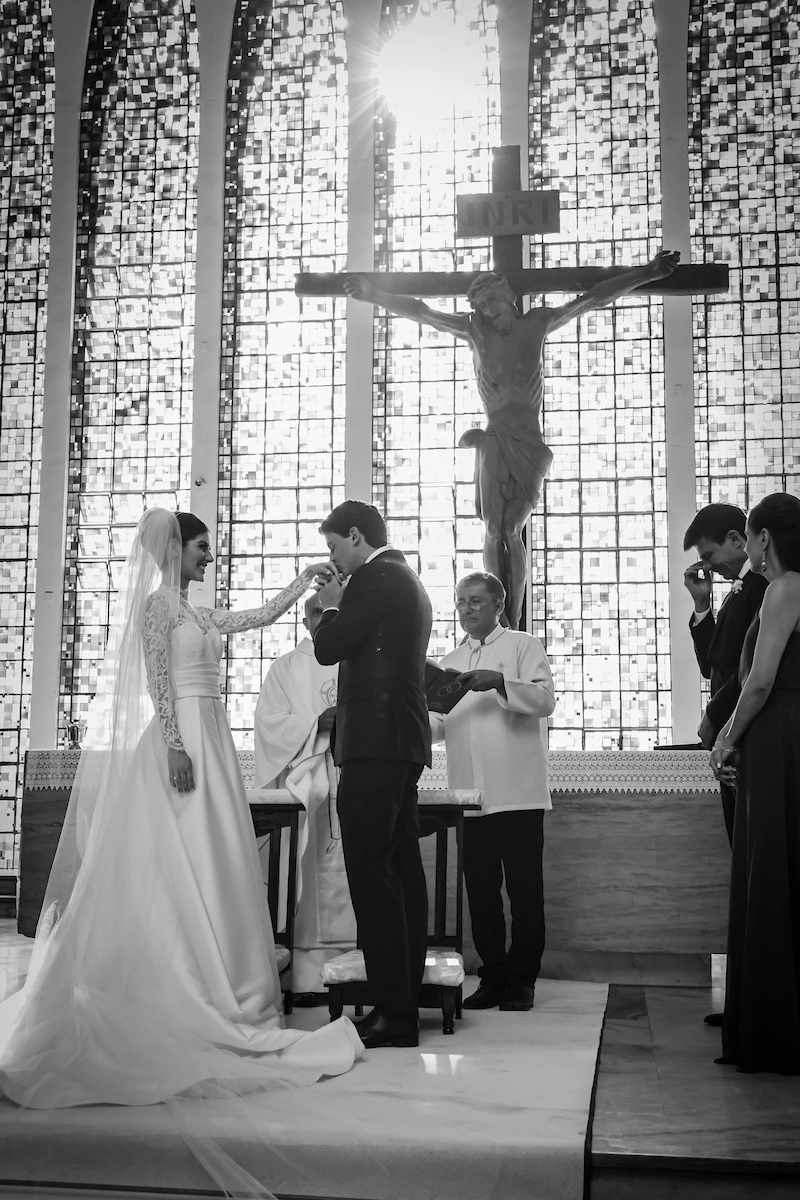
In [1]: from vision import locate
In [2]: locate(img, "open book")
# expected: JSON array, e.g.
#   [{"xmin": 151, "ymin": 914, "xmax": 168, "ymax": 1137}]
[{"xmin": 424, "ymin": 660, "xmax": 468, "ymax": 714}]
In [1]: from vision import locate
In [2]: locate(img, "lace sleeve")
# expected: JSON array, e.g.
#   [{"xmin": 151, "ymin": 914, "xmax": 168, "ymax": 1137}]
[
  {"xmin": 206, "ymin": 572, "xmax": 311, "ymax": 635},
  {"xmin": 142, "ymin": 592, "xmax": 184, "ymax": 751}
]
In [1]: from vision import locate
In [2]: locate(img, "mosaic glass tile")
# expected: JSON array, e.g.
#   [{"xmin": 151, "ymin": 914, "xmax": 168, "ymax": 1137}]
[
  {"xmin": 0, "ymin": 0, "xmax": 53, "ymax": 871},
  {"xmin": 7, "ymin": 1, "xmax": 796, "ymax": 831},
  {"xmin": 529, "ymin": 0, "xmax": 670, "ymax": 749},
  {"xmin": 59, "ymin": 0, "xmax": 198, "ymax": 739},
  {"xmin": 689, "ymin": 0, "xmax": 799, "ymax": 556},
  {"xmin": 219, "ymin": 0, "xmax": 347, "ymax": 750},
  {"xmin": 372, "ymin": 0, "xmax": 501, "ymax": 661}
]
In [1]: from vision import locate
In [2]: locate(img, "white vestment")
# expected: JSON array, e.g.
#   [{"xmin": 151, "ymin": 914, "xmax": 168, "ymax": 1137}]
[
  {"xmin": 430, "ymin": 625, "xmax": 556, "ymax": 815},
  {"xmin": 254, "ymin": 639, "xmax": 356, "ymax": 990}
]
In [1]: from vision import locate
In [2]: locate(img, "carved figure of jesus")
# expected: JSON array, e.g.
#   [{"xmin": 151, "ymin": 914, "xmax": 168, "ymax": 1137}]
[{"xmin": 344, "ymin": 250, "xmax": 679, "ymax": 629}]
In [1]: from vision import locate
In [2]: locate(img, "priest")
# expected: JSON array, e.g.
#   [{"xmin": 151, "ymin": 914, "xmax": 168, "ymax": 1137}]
[{"xmin": 254, "ymin": 595, "xmax": 356, "ymax": 1004}]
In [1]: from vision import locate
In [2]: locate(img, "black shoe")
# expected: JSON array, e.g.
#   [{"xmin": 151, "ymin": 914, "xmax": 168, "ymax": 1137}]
[
  {"xmin": 355, "ymin": 1009, "xmax": 419, "ymax": 1048},
  {"xmin": 704, "ymin": 1012, "xmax": 723, "ymax": 1027},
  {"xmin": 292, "ymin": 991, "xmax": 330, "ymax": 1008},
  {"xmin": 500, "ymin": 980, "xmax": 535, "ymax": 1011},
  {"xmin": 463, "ymin": 980, "xmax": 506, "ymax": 1010}
]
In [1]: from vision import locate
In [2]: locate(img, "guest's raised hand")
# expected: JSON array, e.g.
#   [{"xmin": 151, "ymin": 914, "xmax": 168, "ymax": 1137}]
[
  {"xmin": 684, "ymin": 561, "xmax": 712, "ymax": 610},
  {"xmin": 168, "ymin": 747, "xmax": 195, "ymax": 794}
]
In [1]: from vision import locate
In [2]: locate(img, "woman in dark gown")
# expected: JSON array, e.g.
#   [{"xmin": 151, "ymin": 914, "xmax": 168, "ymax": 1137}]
[{"xmin": 711, "ymin": 492, "xmax": 800, "ymax": 1074}]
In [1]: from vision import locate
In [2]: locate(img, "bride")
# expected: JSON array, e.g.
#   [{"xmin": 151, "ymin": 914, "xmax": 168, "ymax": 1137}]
[{"xmin": 0, "ymin": 507, "xmax": 362, "ymax": 1108}]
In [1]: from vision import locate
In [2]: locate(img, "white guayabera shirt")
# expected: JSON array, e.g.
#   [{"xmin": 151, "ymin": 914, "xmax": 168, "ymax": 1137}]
[{"xmin": 430, "ymin": 624, "xmax": 556, "ymax": 816}]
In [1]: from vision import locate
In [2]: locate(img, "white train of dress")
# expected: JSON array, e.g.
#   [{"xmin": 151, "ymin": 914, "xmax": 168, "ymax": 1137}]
[{"xmin": 0, "ymin": 596, "xmax": 362, "ymax": 1108}]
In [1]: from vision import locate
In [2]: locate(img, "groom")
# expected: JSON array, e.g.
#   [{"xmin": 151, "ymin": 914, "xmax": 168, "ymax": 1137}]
[{"xmin": 313, "ymin": 501, "xmax": 432, "ymax": 1048}]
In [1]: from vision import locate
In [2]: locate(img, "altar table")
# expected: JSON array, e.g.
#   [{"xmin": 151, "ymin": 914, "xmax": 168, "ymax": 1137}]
[
  {"xmin": 418, "ymin": 749, "xmax": 728, "ymax": 986},
  {"xmin": 19, "ymin": 749, "xmax": 727, "ymax": 984}
]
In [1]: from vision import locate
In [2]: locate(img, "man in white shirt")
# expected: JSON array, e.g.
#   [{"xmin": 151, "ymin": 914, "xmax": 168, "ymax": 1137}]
[
  {"xmin": 254, "ymin": 595, "xmax": 356, "ymax": 1004},
  {"xmin": 430, "ymin": 572, "xmax": 555, "ymax": 1011}
]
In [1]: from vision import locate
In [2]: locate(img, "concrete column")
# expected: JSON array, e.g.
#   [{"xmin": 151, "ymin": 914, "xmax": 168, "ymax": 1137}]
[
  {"xmin": 655, "ymin": 0, "xmax": 701, "ymax": 741},
  {"xmin": 497, "ymin": 0, "xmax": 534, "ymax": 631},
  {"xmin": 189, "ymin": 0, "xmax": 236, "ymax": 607},
  {"xmin": 342, "ymin": 0, "xmax": 382, "ymax": 502},
  {"xmin": 29, "ymin": 0, "xmax": 93, "ymax": 749},
  {"xmin": 497, "ymin": 0, "xmax": 534, "ymax": 205}
]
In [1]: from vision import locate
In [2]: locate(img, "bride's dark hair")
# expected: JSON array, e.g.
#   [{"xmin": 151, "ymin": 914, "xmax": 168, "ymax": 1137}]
[
  {"xmin": 748, "ymin": 492, "xmax": 800, "ymax": 572},
  {"xmin": 175, "ymin": 511, "xmax": 209, "ymax": 546}
]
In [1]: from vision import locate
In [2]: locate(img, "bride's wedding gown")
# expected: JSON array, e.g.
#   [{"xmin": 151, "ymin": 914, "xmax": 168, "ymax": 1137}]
[{"xmin": 0, "ymin": 586, "xmax": 362, "ymax": 1108}]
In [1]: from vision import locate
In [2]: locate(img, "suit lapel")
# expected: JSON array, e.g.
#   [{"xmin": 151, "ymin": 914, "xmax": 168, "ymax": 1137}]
[
  {"xmin": 717, "ymin": 571, "xmax": 750, "ymax": 617},
  {"xmin": 718, "ymin": 587, "xmax": 735, "ymax": 614}
]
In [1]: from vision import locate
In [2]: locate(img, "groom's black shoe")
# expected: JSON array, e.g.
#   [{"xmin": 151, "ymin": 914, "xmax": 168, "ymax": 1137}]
[
  {"xmin": 704, "ymin": 1012, "xmax": 723, "ymax": 1027},
  {"xmin": 500, "ymin": 980, "xmax": 535, "ymax": 1011},
  {"xmin": 355, "ymin": 1009, "xmax": 419, "ymax": 1048},
  {"xmin": 463, "ymin": 980, "xmax": 505, "ymax": 1010}
]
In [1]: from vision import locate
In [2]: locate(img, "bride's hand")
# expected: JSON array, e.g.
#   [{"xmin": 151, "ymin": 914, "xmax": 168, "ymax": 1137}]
[
  {"xmin": 302, "ymin": 561, "xmax": 339, "ymax": 585},
  {"xmin": 168, "ymin": 747, "xmax": 195, "ymax": 793}
]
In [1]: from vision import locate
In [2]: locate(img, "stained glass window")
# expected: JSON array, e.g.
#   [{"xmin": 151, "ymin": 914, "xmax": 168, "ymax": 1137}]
[
  {"xmin": 689, "ymin": 0, "xmax": 800, "ymax": 526},
  {"xmin": 9, "ymin": 0, "xmax": 800, "ymax": 826},
  {"xmin": 59, "ymin": 0, "xmax": 198, "ymax": 737},
  {"xmin": 0, "ymin": 0, "xmax": 53, "ymax": 872},
  {"xmin": 219, "ymin": 0, "xmax": 348, "ymax": 749},
  {"xmin": 529, "ymin": 0, "xmax": 670, "ymax": 749},
  {"xmin": 372, "ymin": 0, "xmax": 501, "ymax": 658}
]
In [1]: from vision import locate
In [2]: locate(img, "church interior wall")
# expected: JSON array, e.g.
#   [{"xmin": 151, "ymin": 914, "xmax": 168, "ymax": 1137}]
[{"xmin": 0, "ymin": 0, "xmax": 797, "ymax": 875}]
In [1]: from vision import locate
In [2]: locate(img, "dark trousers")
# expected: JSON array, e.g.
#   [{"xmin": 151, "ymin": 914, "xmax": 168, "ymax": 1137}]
[
  {"xmin": 720, "ymin": 781, "xmax": 735, "ymax": 846},
  {"xmin": 337, "ymin": 758, "xmax": 428, "ymax": 1022},
  {"xmin": 463, "ymin": 809, "xmax": 545, "ymax": 989}
]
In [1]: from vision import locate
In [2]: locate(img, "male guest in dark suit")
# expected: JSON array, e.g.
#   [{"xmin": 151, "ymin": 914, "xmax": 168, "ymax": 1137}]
[
  {"xmin": 313, "ymin": 501, "xmax": 432, "ymax": 1049},
  {"xmin": 684, "ymin": 503, "xmax": 768, "ymax": 841},
  {"xmin": 684, "ymin": 503, "xmax": 767, "ymax": 1027}
]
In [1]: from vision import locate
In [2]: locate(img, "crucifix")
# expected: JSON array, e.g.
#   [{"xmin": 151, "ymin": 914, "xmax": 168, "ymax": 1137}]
[{"xmin": 296, "ymin": 146, "xmax": 728, "ymax": 630}]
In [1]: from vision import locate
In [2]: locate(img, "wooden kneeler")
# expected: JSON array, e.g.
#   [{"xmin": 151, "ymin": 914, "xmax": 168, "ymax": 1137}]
[
  {"xmin": 248, "ymin": 792, "xmax": 303, "ymax": 1015},
  {"xmin": 323, "ymin": 791, "xmax": 481, "ymax": 1034}
]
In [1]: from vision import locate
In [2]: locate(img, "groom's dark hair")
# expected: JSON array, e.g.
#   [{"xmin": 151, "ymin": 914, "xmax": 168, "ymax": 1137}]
[
  {"xmin": 320, "ymin": 501, "xmax": 387, "ymax": 547},
  {"xmin": 683, "ymin": 503, "xmax": 746, "ymax": 551}
]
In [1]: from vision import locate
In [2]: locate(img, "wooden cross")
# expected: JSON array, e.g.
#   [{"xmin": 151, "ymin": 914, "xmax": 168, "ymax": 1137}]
[
  {"xmin": 295, "ymin": 145, "xmax": 728, "ymax": 631},
  {"xmin": 296, "ymin": 145, "xmax": 728, "ymax": 301}
]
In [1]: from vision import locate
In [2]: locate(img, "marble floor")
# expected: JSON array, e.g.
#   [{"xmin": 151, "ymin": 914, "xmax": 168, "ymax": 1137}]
[
  {"xmin": 0, "ymin": 921, "xmax": 605, "ymax": 1200},
  {"xmin": 5, "ymin": 921, "xmax": 800, "ymax": 1200},
  {"xmin": 0, "ymin": 920, "xmax": 31, "ymax": 1003},
  {"xmin": 591, "ymin": 974, "xmax": 800, "ymax": 1199}
]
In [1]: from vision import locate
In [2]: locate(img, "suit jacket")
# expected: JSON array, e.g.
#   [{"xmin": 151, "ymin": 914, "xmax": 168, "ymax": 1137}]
[
  {"xmin": 313, "ymin": 549, "xmax": 433, "ymax": 767},
  {"xmin": 690, "ymin": 569, "xmax": 768, "ymax": 734}
]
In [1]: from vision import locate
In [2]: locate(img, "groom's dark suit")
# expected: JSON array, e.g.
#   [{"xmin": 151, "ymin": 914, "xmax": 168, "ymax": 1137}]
[
  {"xmin": 690, "ymin": 568, "xmax": 767, "ymax": 842},
  {"xmin": 314, "ymin": 549, "xmax": 432, "ymax": 1022}
]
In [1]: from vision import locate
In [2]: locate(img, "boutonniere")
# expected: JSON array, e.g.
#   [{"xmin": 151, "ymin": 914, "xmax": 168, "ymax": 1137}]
[{"xmin": 730, "ymin": 579, "xmax": 743, "ymax": 595}]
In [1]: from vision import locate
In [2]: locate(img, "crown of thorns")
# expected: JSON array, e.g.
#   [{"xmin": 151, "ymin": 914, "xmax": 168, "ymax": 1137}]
[{"xmin": 467, "ymin": 272, "xmax": 516, "ymax": 308}]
